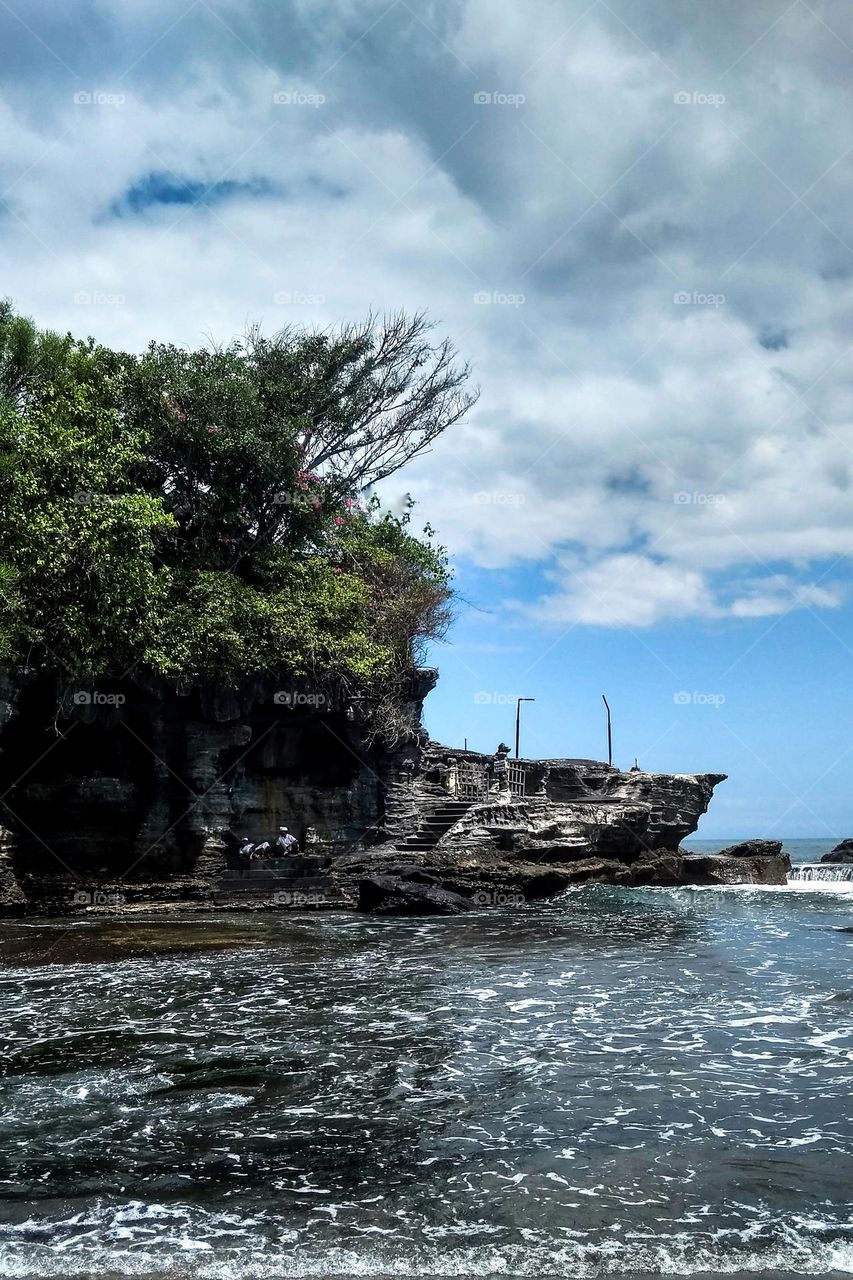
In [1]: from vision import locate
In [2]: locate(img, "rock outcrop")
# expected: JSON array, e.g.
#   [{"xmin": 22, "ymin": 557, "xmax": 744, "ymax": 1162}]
[
  {"xmin": 0, "ymin": 666, "xmax": 764, "ymax": 915},
  {"xmin": 824, "ymin": 840, "xmax": 853, "ymax": 863},
  {"xmin": 679, "ymin": 850, "xmax": 790, "ymax": 886},
  {"xmin": 716, "ymin": 839, "xmax": 784, "ymax": 859}
]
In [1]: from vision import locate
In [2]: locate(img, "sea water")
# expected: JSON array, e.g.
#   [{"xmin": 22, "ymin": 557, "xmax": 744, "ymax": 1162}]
[{"xmin": 0, "ymin": 849, "xmax": 850, "ymax": 1278}]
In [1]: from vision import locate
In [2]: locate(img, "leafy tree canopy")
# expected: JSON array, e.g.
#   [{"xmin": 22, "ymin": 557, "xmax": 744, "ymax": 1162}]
[{"xmin": 0, "ymin": 304, "xmax": 474, "ymax": 712}]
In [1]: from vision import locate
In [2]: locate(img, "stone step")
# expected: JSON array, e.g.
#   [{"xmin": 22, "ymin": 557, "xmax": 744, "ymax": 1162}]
[
  {"xmin": 393, "ymin": 799, "xmax": 474, "ymax": 853},
  {"xmin": 216, "ymin": 872, "xmax": 332, "ymax": 891},
  {"xmin": 213, "ymin": 886, "xmax": 350, "ymax": 907},
  {"xmin": 232, "ymin": 856, "xmax": 331, "ymax": 875}
]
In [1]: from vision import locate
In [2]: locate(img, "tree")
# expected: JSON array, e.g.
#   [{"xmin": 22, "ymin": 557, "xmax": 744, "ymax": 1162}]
[
  {"xmin": 248, "ymin": 310, "xmax": 478, "ymax": 490},
  {"xmin": 125, "ymin": 310, "xmax": 476, "ymax": 567},
  {"xmin": 0, "ymin": 303, "xmax": 468, "ymax": 705},
  {"xmin": 0, "ymin": 334, "xmax": 173, "ymax": 675}
]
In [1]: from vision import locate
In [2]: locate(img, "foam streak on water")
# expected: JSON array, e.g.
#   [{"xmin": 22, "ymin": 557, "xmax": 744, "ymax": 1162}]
[{"xmin": 0, "ymin": 879, "xmax": 851, "ymax": 1278}]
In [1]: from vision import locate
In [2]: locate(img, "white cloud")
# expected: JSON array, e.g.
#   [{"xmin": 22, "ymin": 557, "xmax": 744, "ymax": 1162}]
[
  {"xmin": 519, "ymin": 554, "xmax": 715, "ymax": 628},
  {"xmin": 1, "ymin": 0, "xmax": 852, "ymax": 627}
]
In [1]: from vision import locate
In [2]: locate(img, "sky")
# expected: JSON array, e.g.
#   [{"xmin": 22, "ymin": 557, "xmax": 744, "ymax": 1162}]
[{"xmin": 1, "ymin": 0, "xmax": 852, "ymax": 837}]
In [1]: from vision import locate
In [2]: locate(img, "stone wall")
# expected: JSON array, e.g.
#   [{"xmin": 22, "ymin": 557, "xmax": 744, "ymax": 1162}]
[{"xmin": 0, "ymin": 668, "xmax": 434, "ymax": 911}]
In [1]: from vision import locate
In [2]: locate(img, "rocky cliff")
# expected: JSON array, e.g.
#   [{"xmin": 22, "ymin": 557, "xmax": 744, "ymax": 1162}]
[
  {"xmin": 0, "ymin": 667, "xmax": 432, "ymax": 913},
  {"xmin": 333, "ymin": 744, "xmax": 765, "ymax": 910},
  {"xmin": 0, "ymin": 669, "xmax": 783, "ymax": 915}
]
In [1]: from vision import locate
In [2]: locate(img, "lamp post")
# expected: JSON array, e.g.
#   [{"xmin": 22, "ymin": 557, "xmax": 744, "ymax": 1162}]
[
  {"xmin": 601, "ymin": 694, "xmax": 612, "ymax": 767},
  {"xmin": 515, "ymin": 697, "xmax": 535, "ymax": 759}
]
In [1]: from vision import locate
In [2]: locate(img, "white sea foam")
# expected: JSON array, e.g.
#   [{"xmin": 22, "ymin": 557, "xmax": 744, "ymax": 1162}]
[{"xmin": 2, "ymin": 1233, "xmax": 853, "ymax": 1277}]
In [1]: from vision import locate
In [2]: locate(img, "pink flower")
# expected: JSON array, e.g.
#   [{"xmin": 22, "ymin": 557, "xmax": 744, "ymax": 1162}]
[
  {"xmin": 344, "ymin": 498, "xmax": 355, "ymax": 508},
  {"xmin": 334, "ymin": 516, "xmax": 344, "ymax": 527}
]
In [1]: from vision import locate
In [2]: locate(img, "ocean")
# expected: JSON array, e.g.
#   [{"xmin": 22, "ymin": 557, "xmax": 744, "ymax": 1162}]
[{"xmin": 0, "ymin": 841, "xmax": 850, "ymax": 1278}]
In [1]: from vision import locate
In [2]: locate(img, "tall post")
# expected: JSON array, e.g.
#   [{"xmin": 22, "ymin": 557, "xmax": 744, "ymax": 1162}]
[
  {"xmin": 602, "ymin": 694, "xmax": 612, "ymax": 767},
  {"xmin": 515, "ymin": 697, "xmax": 535, "ymax": 759}
]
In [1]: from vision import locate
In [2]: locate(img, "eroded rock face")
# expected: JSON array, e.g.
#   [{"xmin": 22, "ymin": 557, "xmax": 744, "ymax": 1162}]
[
  {"xmin": 434, "ymin": 771, "xmax": 725, "ymax": 865},
  {"xmin": 0, "ymin": 671, "xmax": 739, "ymax": 914},
  {"xmin": 0, "ymin": 668, "xmax": 434, "ymax": 914}
]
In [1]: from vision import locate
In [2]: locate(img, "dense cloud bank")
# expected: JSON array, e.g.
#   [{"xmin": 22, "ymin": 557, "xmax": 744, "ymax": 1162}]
[{"xmin": 2, "ymin": 0, "xmax": 851, "ymax": 626}]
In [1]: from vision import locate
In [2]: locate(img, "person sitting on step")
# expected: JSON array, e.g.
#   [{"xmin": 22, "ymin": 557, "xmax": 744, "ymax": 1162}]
[{"xmin": 273, "ymin": 826, "xmax": 298, "ymax": 858}]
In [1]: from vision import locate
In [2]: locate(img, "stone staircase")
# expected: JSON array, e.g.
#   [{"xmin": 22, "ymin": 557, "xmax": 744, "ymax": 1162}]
[
  {"xmin": 394, "ymin": 800, "xmax": 473, "ymax": 854},
  {"xmin": 213, "ymin": 854, "xmax": 349, "ymax": 906}
]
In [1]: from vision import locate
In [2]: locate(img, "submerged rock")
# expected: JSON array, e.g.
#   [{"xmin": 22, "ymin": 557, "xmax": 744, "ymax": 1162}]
[{"xmin": 357, "ymin": 875, "xmax": 473, "ymax": 915}]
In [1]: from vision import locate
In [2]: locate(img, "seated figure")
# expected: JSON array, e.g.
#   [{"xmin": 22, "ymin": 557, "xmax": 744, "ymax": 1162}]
[{"xmin": 273, "ymin": 826, "xmax": 298, "ymax": 857}]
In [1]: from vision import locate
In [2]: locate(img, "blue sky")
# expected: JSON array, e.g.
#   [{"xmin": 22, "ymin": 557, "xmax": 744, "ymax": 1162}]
[
  {"xmin": 1, "ymin": 0, "xmax": 852, "ymax": 836},
  {"xmin": 424, "ymin": 559, "xmax": 853, "ymax": 838}
]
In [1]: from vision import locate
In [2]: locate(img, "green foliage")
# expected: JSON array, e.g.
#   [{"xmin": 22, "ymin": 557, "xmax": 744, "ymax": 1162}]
[{"xmin": 0, "ymin": 302, "xmax": 462, "ymax": 695}]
